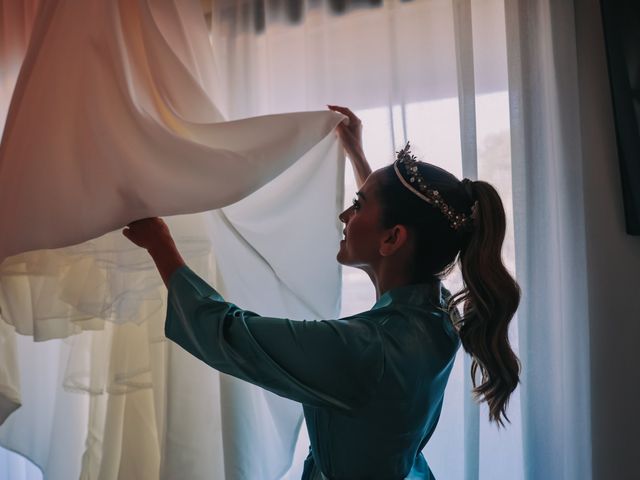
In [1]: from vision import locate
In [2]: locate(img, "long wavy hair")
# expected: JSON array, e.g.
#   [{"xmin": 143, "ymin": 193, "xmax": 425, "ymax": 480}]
[{"xmin": 377, "ymin": 162, "xmax": 521, "ymax": 427}]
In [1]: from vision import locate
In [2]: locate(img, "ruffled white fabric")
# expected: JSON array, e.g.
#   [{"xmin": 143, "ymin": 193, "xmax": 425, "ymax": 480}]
[{"xmin": 0, "ymin": 0, "xmax": 344, "ymax": 478}]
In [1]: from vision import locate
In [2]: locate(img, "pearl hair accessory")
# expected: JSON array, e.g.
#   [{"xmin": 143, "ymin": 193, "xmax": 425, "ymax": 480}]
[{"xmin": 393, "ymin": 142, "xmax": 478, "ymax": 231}]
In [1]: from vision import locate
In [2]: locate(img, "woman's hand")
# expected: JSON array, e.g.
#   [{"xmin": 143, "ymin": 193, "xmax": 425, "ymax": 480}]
[
  {"xmin": 122, "ymin": 217, "xmax": 174, "ymax": 252},
  {"xmin": 328, "ymin": 105, "xmax": 364, "ymax": 161},
  {"xmin": 328, "ymin": 105, "xmax": 371, "ymax": 188},
  {"xmin": 122, "ymin": 217, "xmax": 185, "ymax": 286}
]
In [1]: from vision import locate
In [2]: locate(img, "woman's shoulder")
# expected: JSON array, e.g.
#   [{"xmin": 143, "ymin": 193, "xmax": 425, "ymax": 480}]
[{"xmin": 363, "ymin": 294, "xmax": 460, "ymax": 350}]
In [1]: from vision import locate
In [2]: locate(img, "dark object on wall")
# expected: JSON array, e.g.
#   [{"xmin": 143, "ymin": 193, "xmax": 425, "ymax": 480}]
[
  {"xmin": 274, "ymin": 0, "xmax": 384, "ymax": 22},
  {"xmin": 600, "ymin": 0, "xmax": 640, "ymax": 235},
  {"xmin": 212, "ymin": 0, "xmax": 406, "ymax": 34}
]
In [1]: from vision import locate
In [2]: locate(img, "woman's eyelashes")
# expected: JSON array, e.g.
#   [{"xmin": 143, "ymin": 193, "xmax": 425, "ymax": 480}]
[{"xmin": 352, "ymin": 198, "xmax": 361, "ymax": 210}]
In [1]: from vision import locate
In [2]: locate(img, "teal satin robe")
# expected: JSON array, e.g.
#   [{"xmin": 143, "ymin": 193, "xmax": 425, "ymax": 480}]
[{"xmin": 165, "ymin": 265, "xmax": 460, "ymax": 479}]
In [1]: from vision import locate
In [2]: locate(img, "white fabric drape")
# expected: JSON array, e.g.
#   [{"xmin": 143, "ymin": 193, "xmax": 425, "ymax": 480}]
[
  {"xmin": 0, "ymin": 0, "xmax": 343, "ymax": 261},
  {"xmin": 0, "ymin": 0, "xmax": 343, "ymax": 478},
  {"xmin": 505, "ymin": 1, "xmax": 592, "ymax": 478}
]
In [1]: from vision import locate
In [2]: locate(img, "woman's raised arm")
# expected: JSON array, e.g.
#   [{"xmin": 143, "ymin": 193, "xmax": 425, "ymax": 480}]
[{"xmin": 328, "ymin": 105, "xmax": 371, "ymax": 189}]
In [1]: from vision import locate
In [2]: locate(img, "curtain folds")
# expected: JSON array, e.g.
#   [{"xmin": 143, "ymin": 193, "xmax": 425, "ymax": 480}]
[{"xmin": 505, "ymin": 1, "xmax": 592, "ymax": 478}]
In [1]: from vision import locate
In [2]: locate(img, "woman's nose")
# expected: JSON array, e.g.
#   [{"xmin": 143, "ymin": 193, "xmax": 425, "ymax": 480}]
[{"xmin": 338, "ymin": 207, "xmax": 350, "ymax": 223}]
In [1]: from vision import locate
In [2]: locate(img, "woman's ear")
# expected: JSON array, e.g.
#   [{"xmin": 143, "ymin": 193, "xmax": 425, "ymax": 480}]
[{"xmin": 379, "ymin": 225, "xmax": 410, "ymax": 256}]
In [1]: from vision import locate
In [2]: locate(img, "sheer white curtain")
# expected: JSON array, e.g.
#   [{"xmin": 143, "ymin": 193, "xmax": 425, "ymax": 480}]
[
  {"xmin": 505, "ymin": 0, "xmax": 640, "ymax": 478},
  {"xmin": 505, "ymin": 1, "xmax": 593, "ymax": 478}
]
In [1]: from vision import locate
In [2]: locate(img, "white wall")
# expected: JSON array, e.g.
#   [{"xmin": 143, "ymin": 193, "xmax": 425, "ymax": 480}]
[{"xmin": 575, "ymin": 1, "xmax": 640, "ymax": 478}]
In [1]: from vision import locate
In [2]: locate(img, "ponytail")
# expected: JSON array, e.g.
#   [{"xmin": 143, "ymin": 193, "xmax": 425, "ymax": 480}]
[{"xmin": 449, "ymin": 180, "xmax": 521, "ymax": 427}]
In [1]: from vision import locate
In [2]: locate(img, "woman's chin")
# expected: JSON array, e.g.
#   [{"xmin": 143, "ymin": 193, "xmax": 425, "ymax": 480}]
[{"xmin": 336, "ymin": 241, "xmax": 348, "ymax": 264}]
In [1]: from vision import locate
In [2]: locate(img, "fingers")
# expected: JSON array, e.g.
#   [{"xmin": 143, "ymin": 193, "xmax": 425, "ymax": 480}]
[
  {"xmin": 123, "ymin": 218, "xmax": 165, "ymax": 241},
  {"xmin": 327, "ymin": 105, "xmax": 360, "ymax": 125},
  {"xmin": 327, "ymin": 104, "xmax": 351, "ymax": 115},
  {"xmin": 127, "ymin": 219, "xmax": 145, "ymax": 228},
  {"xmin": 127, "ymin": 217, "xmax": 160, "ymax": 228},
  {"xmin": 122, "ymin": 227, "xmax": 141, "ymax": 247}
]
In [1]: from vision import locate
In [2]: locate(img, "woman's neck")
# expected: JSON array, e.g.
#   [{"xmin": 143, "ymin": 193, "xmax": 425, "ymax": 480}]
[{"xmin": 366, "ymin": 265, "xmax": 416, "ymax": 300}]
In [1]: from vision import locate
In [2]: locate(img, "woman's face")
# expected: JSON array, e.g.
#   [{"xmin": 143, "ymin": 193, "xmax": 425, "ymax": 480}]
[{"xmin": 337, "ymin": 170, "xmax": 388, "ymax": 268}]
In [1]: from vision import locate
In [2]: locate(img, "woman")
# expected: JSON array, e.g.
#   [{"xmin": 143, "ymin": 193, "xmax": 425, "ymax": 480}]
[{"xmin": 123, "ymin": 106, "xmax": 520, "ymax": 479}]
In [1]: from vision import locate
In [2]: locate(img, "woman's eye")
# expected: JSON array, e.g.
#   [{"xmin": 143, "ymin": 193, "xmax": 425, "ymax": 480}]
[{"xmin": 352, "ymin": 198, "xmax": 361, "ymax": 210}]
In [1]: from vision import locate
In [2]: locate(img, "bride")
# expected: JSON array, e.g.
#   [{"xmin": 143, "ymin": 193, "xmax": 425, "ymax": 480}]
[{"xmin": 123, "ymin": 106, "xmax": 520, "ymax": 480}]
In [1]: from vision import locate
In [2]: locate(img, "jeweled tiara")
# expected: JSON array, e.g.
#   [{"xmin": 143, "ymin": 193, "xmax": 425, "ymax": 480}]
[{"xmin": 393, "ymin": 142, "xmax": 476, "ymax": 231}]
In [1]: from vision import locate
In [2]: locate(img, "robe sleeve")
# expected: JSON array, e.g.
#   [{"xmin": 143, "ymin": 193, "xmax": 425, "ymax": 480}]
[{"xmin": 165, "ymin": 265, "xmax": 385, "ymax": 413}]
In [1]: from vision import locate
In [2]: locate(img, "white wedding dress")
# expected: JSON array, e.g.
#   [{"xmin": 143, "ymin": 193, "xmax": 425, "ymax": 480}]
[{"xmin": 0, "ymin": 0, "xmax": 344, "ymax": 478}]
